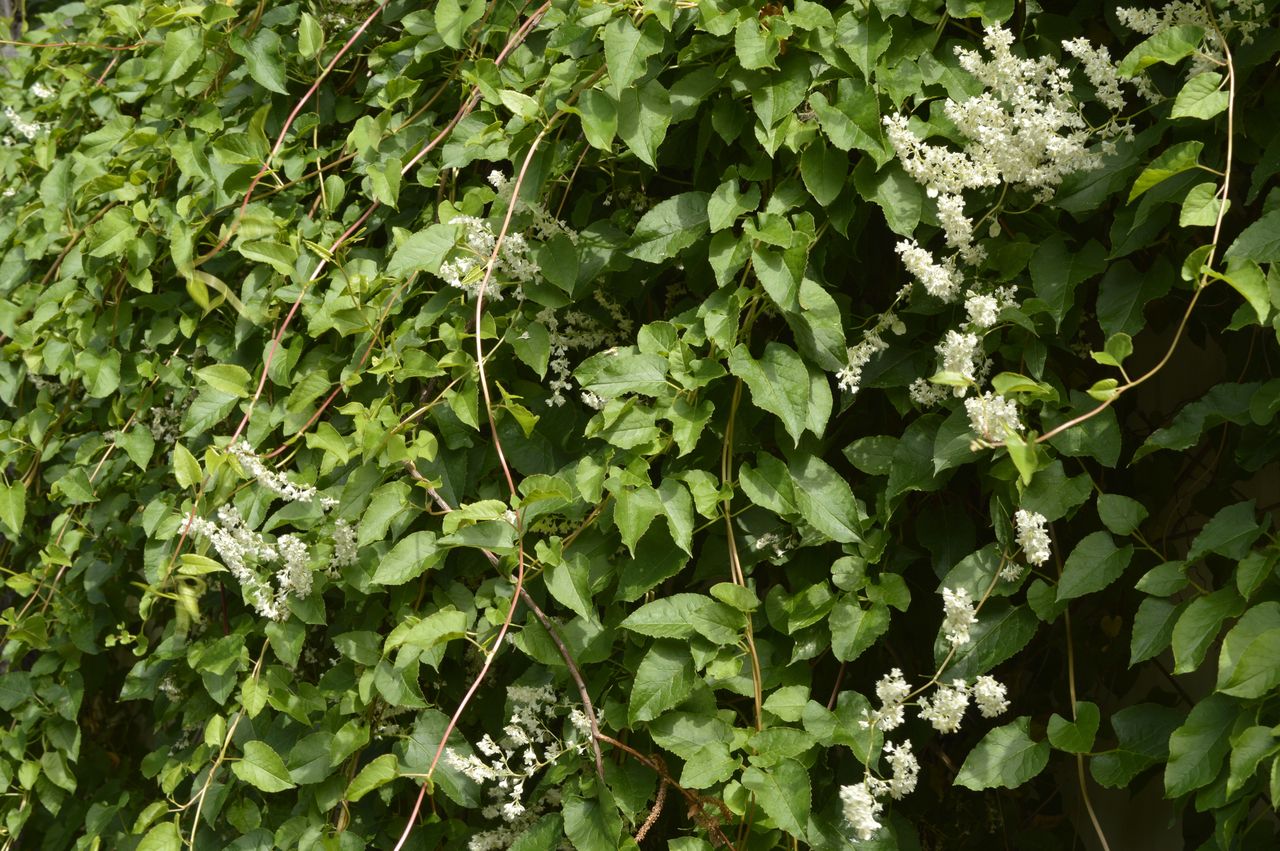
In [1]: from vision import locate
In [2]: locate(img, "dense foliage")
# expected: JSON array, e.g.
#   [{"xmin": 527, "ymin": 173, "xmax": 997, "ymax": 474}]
[{"xmin": 2, "ymin": 0, "xmax": 1280, "ymax": 848}]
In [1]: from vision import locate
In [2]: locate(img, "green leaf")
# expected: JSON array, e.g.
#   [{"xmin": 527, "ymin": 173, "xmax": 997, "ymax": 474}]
[
  {"xmin": 173, "ymin": 443, "xmax": 202, "ymax": 489},
  {"xmin": 617, "ymin": 79, "xmax": 670, "ymax": 167},
  {"xmin": 955, "ymin": 717, "xmax": 1049, "ymax": 790},
  {"xmin": 1135, "ymin": 560, "xmax": 1189, "ymax": 597},
  {"xmin": 1117, "ymin": 25, "xmax": 1204, "ymax": 77},
  {"xmin": 1029, "ymin": 235, "xmax": 1106, "ymax": 326},
  {"xmin": 829, "ymin": 600, "xmax": 889, "ymax": 662},
  {"xmin": 577, "ymin": 88, "xmax": 618, "ymax": 151},
  {"xmin": 1224, "ymin": 209, "xmax": 1280, "ymax": 263},
  {"xmin": 1129, "ymin": 141, "xmax": 1204, "ymax": 202},
  {"xmin": 1057, "ymin": 532, "xmax": 1133, "ymax": 602},
  {"xmin": 1130, "ymin": 597, "xmax": 1185, "ymax": 666},
  {"xmin": 800, "ymin": 136, "xmax": 847, "ymax": 206},
  {"xmin": 852, "ymin": 159, "xmax": 921, "ymax": 236},
  {"xmin": 1090, "ymin": 703, "xmax": 1182, "ymax": 788},
  {"xmin": 708, "ymin": 179, "xmax": 760, "ymax": 233},
  {"xmin": 562, "ymin": 792, "xmax": 622, "ymax": 851},
  {"xmin": 1179, "ymin": 181, "xmax": 1225, "ymax": 227},
  {"xmin": 628, "ymin": 192, "xmax": 709, "ymax": 263},
  {"xmin": 1216, "ymin": 602, "xmax": 1280, "ymax": 698},
  {"xmin": 388, "ymin": 224, "xmax": 459, "ymax": 277},
  {"xmin": 621, "ymin": 594, "xmax": 741, "ymax": 643},
  {"xmin": 136, "ymin": 822, "xmax": 182, "ymax": 851},
  {"xmin": 837, "ymin": 9, "xmax": 892, "ymax": 78},
  {"xmin": 649, "ymin": 712, "xmax": 738, "ymax": 789},
  {"xmin": 940, "ymin": 601, "xmax": 1038, "ymax": 680},
  {"xmin": 1171, "ymin": 587, "xmax": 1244, "ymax": 674},
  {"xmin": 844, "ymin": 436, "xmax": 897, "ymax": 475},
  {"xmin": 196, "ymin": 364, "xmax": 252, "ymax": 398},
  {"xmin": 1134, "ymin": 382, "xmax": 1258, "ymax": 460},
  {"xmin": 613, "ymin": 484, "xmax": 663, "ymax": 554},
  {"xmin": 603, "ymin": 16, "xmax": 662, "ymax": 96},
  {"xmin": 0, "ymin": 480, "xmax": 26, "ymax": 536},
  {"xmin": 1048, "ymin": 702, "xmax": 1100, "ymax": 754},
  {"xmin": 1187, "ymin": 500, "xmax": 1262, "ymax": 562},
  {"xmin": 345, "ymin": 753, "xmax": 399, "ymax": 802},
  {"xmin": 435, "ymin": 0, "xmax": 484, "ymax": 50},
  {"xmin": 86, "ymin": 207, "xmax": 137, "ymax": 258},
  {"xmin": 159, "ymin": 28, "xmax": 202, "ymax": 84},
  {"xmin": 729, "ymin": 343, "xmax": 823, "ymax": 445},
  {"xmin": 1096, "ymin": 259, "xmax": 1174, "ymax": 338},
  {"xmin": 297, "ymin": 13, "xmax": 324, "ymax": 59},
  {"xmin": 231, "ymin": 28, "xmax": 289, "ymax": 94},
  {"xmin": 575, "ymin": 349, "xmax": 669, "ymax": 397},
  {"xmin": 628, "ymin": 640, "xmax": 695, "ymax": 724},
  {"xmin": 231, "ymin": 741, "xmax": 296, "ymax": 792},
  {"xmin": 1020, "ymin": 461, "xmax": 1091, "ymax": 522},
  {"xmin": 1171, "ymin": 72, "xmax": 1228, "ymax": 120},
  {"xmin": 238, "ymin": 240, "xmax": 296, "ymax": 276},
  {"xmin": 788, "ymin": 454, "xmax": 864, "ymax": 544},
  {"xmin": 1096, "ymin": 493, "xmax": 1148, "ymax": 536},
  {"xmin": 1165, "ymin": 693, "xmax": 1236, "ymax": 798},
  {"xmin": 734, "ymin": 18, "xmax": 778, "ymax": 70},
  {"xmin": 77, "ymin": 348, "xmax": 122, "ymax": 398},
  {"xmin": 710, "ymin": 582, "xmax": 761, "ymax": 613},
  {"xmin": 739, "ymin": 454, "xmax": 798, "ymax": 516},
  {"xmin": 1217, "ymin": 259, "xmax": 1271, "ymax": 324},
  {"xmin": 1227, "ymin": 726, "xmax": 1277, "ymax": 796},
  {"xmin": 372, "ymin": 532, "xmax": 441, "ymax": 585},
  {"xmin": 740, "ymin": 759, "xmax": 811, "ymax": 838}
]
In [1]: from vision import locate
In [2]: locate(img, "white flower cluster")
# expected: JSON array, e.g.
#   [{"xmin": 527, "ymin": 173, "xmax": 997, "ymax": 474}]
[
  {"xmin": 538, "ymin": 291, "xmax": 632, "ymax": 407},
  {"xmin": 838, "ymin": 739, "xmax": 921, "ymax": 841},
  {"xmin": 29, "ymin": 82, "xmax": 54, "ymax": 100},
  {"xmin": 185, "ymin": 505, "xmax": 313, "ymax": 621},
  {"xmin": 973, "ymin": 674, "xmax": 1011, "ymax": 718},
  {"xmin": 836, "ymin": 313, "xmax": 905, "ymax": 395},
  {"xmin": 941, "ymin": 587, "xmax": 978, "ymax": 647},
  {"xmin": 936, "ymin": 330, "xmax": 985, "ymax": 387},
  {"xmin": 848, "ymin": 663, "xmax": 1010, "ymax": 840},
  {"xmin": 896, "ymin": 239, "xmax": 962, "ymax": 301},
  {"xmin": 948, "ymin": 26, "xmax": 1110, "ymax": 201},
  {"xmin": 963, "ymin": 286, "xmax": 1017, "ymax": 330},
  {"xmin": 1015, "ymin": 508, "xmax": 1052, "ymax": 566},
  {"xmin": 329, "ymin": 518, "xmax": 358, "ymax": 574},
  {"xmin": 446, "ymin": 684, "xmax": 590, "ymax": 851},
  {"xmin": 918, "ymin": 679, "xmax": 970, "ymax": 733},
  {"xmin": 1060, "ymin": 38, "xmax": 1134, "ymax": 111},
  {"xmin": 862, "ymin": 667, "xmax": 911, "ymax": 732},
  {"xmin": 883, "ymin": 26, "xmax": 1137, "ymax": 412},
  {"xmin": 229, "ymin": 440, "xmax": 335, "ymax": 506},
  {"xmin": 964, "ymin": 391, "xmax": 1023, "ymax": 441},
  {"xmin": 1119, "ymin": 1, "xmax": 1267, "ymax": 60},
  {"xmin": 439, "ymin": 215, "xmax": 538, "ymax": 302},
  {"xmin": 3, "ymin": 106, "xmax": 43, "ymax": 141},
  {"xmin": 488, "ymin": 170, "xmax": 580, "ymax": 245}
]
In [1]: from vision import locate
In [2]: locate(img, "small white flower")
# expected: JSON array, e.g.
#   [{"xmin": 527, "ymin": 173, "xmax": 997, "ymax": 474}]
[
  {"xmin": 1015, "ymin": 509, "xmax": 1052, "ymax": 565},
  {"xmin": 862, "ymin": 668, "xmax": 911, "ymax": 732},
  {"xmin": 973, "ymin": 675, "xmax": 1010, "ymax": 718},
  {"xmin": 839, "ymin": 781, "xmax": 884, "ymax": 841},
  {"xmin": 965, "ymin": 392, "xmax": 1023, "ymax": 440},
  {"xmin": 964, "ymin": 292, "xmax": 1001, "ymax": 329},
  {"xmin": 942, "ymin": 587, "xmax": 978, "ymax": 647},
  {"xmin": 884, "ymin": 740, "xmax": 920, "ymax": 799},
  {"xmin": 330, "ymin": 519, "xmax": 358, "ymax": 570},
  {"xmin": 918, "ymin": 679, "xmax": 970, "ymax": 733}
]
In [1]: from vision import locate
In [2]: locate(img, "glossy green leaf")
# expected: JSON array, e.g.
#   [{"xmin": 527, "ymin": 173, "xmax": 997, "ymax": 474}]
[{"xmin": 955, "ymin": 717, "xmax": 1049, "ymax": 790}]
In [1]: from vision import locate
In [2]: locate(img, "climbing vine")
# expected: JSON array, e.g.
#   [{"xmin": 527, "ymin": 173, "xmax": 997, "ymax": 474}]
[{"xmin": 1, "ymin": 1, "xmax": 1279, "ymax": 849}]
